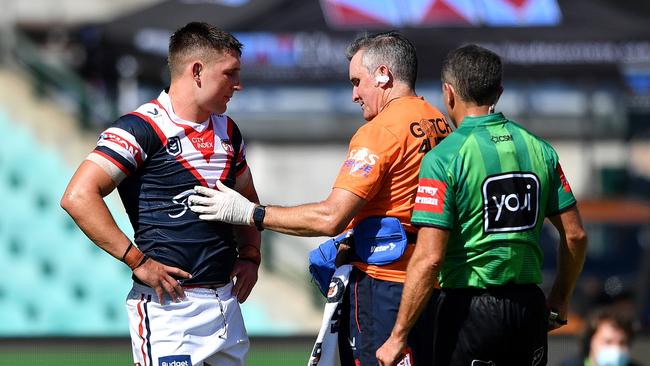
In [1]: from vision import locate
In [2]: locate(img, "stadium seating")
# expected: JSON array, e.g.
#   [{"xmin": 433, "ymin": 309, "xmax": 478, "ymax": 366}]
[{"xmin": 0, "ymin": 111, "xmax": 281, "ymax": 335}]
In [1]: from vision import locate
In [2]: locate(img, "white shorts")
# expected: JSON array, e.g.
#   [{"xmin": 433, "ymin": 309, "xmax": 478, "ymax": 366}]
[{"xmin": 126, "ymin": 281, "xmax": 249, "ymax": 366}]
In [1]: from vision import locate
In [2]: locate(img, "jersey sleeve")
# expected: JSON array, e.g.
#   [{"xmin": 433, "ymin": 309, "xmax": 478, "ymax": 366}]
[
  {"xmin": 332, "ymin": 123, "xmax": 401, "ymax": 200},
  {"xmin": 92, "ymin": 114, "xmax": 159, "ymax": 176},
  {"xmin": 545, "ymin": 149, "xmax": 577, "ymax": 216},
  {"xmin": 229, "ymin": 120, "xmax": 248, "ymax": 176},
  {"xmin": 411, "ymin": 151, "xmax": 455, "ymax": 229}
]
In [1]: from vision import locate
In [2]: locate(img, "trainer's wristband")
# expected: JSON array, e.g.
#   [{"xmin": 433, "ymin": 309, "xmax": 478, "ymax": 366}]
[
  {"xmin": 121, "ymin": 242, "xmax": 148, "ymax": 270},
  {"xmin": 238, "ymin": 245, "xmax": 261, "ymax": 266}
]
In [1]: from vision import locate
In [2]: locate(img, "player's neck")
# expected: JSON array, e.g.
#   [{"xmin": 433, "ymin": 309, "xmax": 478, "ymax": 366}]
[{"xmin": 167, "ymin": 84, "xmax": 210, "ymax": 123}]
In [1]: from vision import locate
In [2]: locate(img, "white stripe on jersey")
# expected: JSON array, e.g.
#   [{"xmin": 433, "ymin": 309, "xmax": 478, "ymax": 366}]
[{"xmin": 97, "ymin": 127, "xmax": 148, "ymax": 169}]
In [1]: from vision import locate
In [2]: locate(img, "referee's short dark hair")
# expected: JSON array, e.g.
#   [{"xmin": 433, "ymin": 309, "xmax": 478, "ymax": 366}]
[
  {"xmin": 441, "ymin": 44, "xmax": 502, "ymax": 106},
  {"xmin": 168, "ymin": 22, "xmax": 243, "ymax": 78}
]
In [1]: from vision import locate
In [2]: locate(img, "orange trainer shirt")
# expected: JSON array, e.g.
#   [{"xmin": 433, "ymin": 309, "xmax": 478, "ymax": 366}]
[{"xmin": 333, "ymin": 96, "xmax": 451, "ymax": 282}]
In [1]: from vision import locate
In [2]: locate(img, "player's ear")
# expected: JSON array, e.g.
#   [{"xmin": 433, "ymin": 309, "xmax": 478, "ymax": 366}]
[{"xmin": 192, "ymin": 62, "xmax": 202, "ymax": 85}]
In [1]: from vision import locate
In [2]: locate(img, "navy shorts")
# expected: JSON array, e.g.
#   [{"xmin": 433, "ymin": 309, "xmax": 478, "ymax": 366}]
[{"xmin": 338, "ymin": 267, "xmax": 437, "ymax": 366}]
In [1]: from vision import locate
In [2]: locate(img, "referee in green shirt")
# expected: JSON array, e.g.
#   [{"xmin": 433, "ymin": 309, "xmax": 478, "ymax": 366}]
[{"xmin": 377, "ymin": 44, "xmax": 588, "ymax": 365}]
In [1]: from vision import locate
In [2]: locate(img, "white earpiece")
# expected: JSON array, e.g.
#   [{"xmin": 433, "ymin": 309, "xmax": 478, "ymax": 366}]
[{"xmin": 375, "ymin": 75, "xmax": 389, "ymax": 84}]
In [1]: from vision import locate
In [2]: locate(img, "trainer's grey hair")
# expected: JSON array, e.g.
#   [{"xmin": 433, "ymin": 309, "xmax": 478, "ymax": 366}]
[{"xmin": 345, "ymin": 31, "xmax": 418, "ymax": 89}]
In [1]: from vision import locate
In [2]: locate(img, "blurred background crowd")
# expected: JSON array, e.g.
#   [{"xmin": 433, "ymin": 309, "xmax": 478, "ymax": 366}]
[{"xmin": 0, "ymin": 0, "xmax": 649, "ymax": 365}]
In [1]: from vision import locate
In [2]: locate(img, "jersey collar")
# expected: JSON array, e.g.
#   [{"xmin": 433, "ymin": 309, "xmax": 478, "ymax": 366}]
[
  {"xmin": 459, "ymin": 112, "xmax": 506, "ymax": 129},
  {"xmin": 157, "ymin": 90, "xmax": 212, "ymax": 132}
]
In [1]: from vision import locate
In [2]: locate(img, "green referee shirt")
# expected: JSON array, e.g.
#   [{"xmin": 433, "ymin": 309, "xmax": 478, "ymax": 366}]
[{"xmin": 411, "ymin": 112, "xmax": 576, "ymax": 289}]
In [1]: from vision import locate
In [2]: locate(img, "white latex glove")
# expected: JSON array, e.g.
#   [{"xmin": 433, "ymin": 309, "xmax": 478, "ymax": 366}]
[{"xmin": 188, "ymin": 181, "xmax": 256, "ymax": 226}]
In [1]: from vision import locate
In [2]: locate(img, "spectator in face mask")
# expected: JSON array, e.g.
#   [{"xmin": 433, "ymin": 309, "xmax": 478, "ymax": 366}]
[{"xmin": 561, "ymin": 308, "xmax": 640, "ymax": 366}]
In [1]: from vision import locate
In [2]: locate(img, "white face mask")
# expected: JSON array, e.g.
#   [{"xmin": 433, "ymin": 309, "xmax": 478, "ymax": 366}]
[{"xmin": 595, "ymin": 346, "xmax": 630, "ymax": 366}]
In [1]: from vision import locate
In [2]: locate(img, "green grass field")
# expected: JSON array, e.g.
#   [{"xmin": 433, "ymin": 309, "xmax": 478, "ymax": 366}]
[{"xmin": 0, "ymin": 337, "xmax": 314, "ymax": 366}]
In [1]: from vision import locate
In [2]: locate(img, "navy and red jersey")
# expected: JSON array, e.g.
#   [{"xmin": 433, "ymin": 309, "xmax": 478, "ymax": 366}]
[{"xmin": 92, "ymin": 91, "xmax": 247, "ymax": 285}]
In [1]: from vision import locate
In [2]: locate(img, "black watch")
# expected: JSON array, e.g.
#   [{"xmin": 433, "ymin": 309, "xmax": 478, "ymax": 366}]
[
  {"xmin": 252, "ymin": 205, "xmax": 266, "ymax": 231},
  {"xmin": 549, "ymin": 308, "xmax": 567, "ymax": 325}
]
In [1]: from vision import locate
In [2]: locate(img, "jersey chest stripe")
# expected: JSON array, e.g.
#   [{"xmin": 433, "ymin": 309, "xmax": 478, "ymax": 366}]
[
  {"xmin": 153, "ymin": 99, "xmax": 230, "ymax": 186},
  {"xmin": 131, "ymin": 111, "xmax": 208, "ymax": 187}
]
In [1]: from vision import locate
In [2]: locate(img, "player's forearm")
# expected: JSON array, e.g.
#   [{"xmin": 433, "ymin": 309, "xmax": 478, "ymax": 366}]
[{"xmin": 61, "ymin": 188, "xmax": 132, "ymax": 260}]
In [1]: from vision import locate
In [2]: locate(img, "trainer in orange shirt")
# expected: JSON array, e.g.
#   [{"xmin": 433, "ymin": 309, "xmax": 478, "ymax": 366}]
[{"xmin": 187, "ymin": 32, "xmax": 450, "ymax": 366}]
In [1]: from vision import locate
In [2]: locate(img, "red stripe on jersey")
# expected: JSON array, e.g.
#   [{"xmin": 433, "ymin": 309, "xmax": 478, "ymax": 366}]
[
  {"xmin": 132, "ymin": 110, "xmax": 208, "ymax": 187},
  {"xmin": 93, "ymin": 150, "xmax": 131, "ymax": 176},
  {"xmin": 130, "ymin": 111, "xmax": 166, "ymax": 143},
  {"xmin": 218, "ymin": 117, "xmax": 235, "ymax": 185},
  {"xmin": 137, "ymin": 294, "xmax": 147, "ymax": 366},
  {"xmin": 179, "ymin": 122, "xmax": 215, "ymax": 164},
  {"xmin": 557, "ymin": 163, "xmax": 572, "ymax": 193},
  {"xmin": 354, "ymin": 276, "xmax": 361, "ymax": 332}
]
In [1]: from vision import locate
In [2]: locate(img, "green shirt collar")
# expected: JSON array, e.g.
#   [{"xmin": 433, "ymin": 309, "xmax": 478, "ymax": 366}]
[{"xmin": 459, "ymin": 112, "xmax": 507, "ymax": 129}]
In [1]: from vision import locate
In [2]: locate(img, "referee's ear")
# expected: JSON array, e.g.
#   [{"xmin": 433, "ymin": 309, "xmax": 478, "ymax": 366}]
[{"xmin": 443, "ymin": 82, "xmax": 455, "ymax": 110}]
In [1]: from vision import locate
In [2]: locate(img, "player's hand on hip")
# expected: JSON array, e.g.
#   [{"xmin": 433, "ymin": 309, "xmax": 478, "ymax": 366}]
[
  {"xmin": 188, "ymin": 182, "xmax": 256, "ymax": 226},
  {"xmin": 132, "ymin": 258, "xmax": 192, "ymax": 304},
  {"xmin": 376, "ymin": 335, "xmax": 406, "ymax": 366},
  {"xmin": 230, "ymin": 259, "xmax": 259, "ymax": 303}
]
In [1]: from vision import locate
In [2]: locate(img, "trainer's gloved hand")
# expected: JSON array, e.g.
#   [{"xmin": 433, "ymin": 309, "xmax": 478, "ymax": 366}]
[{"xmin": 188, "ymin": 181, "xmax": 256, "ymax": 226}]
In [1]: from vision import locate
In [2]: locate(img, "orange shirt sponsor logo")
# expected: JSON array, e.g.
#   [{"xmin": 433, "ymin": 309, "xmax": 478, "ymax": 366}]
[{"xmin": 341, "ymin": 147, "xmax": 379, "ymax": 177}]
